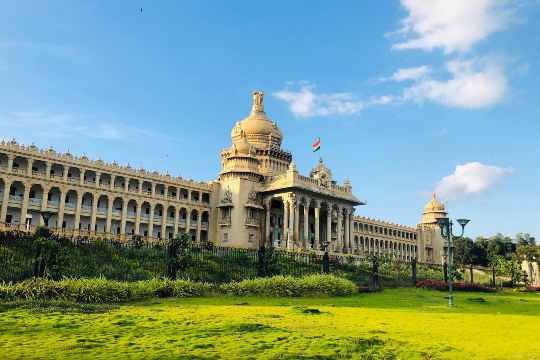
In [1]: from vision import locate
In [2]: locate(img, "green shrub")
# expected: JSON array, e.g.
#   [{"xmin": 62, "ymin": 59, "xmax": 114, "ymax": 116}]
[
  {"xmin": 220, "ymin": 274, "xmax": 357, "ymax": 297},
  {"xmin": 0, "ymin": 277, "xmax": 212, "ymax": 303}
]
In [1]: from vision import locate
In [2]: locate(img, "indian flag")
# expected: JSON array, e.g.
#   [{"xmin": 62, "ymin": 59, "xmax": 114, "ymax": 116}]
[{"xmin": 312, "ymin": 138, "xmax": 320, "ymax": 152}]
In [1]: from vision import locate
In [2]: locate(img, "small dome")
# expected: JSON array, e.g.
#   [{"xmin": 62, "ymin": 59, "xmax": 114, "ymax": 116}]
[
  {"xmin": 230, "ymin": 91, "xmax": 283, "ymax": 148},
  {"xmin": 424, "ymin": 193, "xmax": 445, "ymax": 212},
  {"xmin": 232, "ymin": 131, "xmax": 253, "ymax": 155}
]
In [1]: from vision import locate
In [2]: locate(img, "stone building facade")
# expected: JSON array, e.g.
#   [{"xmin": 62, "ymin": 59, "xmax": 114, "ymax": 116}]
[{"xmin": 0, "ymin": 91, "xmax": 448, "ymax": 263}]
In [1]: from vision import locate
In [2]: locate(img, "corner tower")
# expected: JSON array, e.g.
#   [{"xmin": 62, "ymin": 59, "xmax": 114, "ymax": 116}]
[{"xmin": 416, "ymin": 193, "xmax": 448, "ymax": 264}]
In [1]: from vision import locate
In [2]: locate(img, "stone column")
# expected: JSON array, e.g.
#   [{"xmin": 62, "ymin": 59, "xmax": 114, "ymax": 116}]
[
  {"xmin": 57, "ymin": 191, "xmax": 66, "ymax": 230},
  {"xmin": 134, "ymin": 201, "xmax": 141, "ymax": 235},
  {"xmin": 45, "ymin": 162, "xmax": 51, "ymax": 180},
  {"xmin": 148, "ymin": 205, "xmax": 155, "ymax": 241},
  {"xmin": 265, "ymin": 202, "xmax": 271, "ymax": 246},
  {"xmin": 6, "ymin": 155, "xmax": 14, "ymax": 172},
  {"xmin": 90, "ymin": 194, "xmax": 98, "ymax": 233},
  {"xmin": 26, "ymin": 159, "xmax": 33, "ymax": 176},
  {"xmin": 288, "ymin": 201, "xmax": 294, "ymax": 250},
  {"xmin": 196, "ymin": 210, "xmax": 202, "ymax": 243},
  {"xmin": 314, "ymin": 204, "xmax": 320, "ymax": 251},
  {"xmin": 344, "ymin": 209, "xmax": 350, "ymax": 253},
  {"xmin": 303, "ymin": 203, "xmax": 309, "ymax": 249},
  {"xmin": 124, "ymin": 180, "xmax": 129, "ymax": 193},
  {"xmin": 336, "ymin": 207, "xmax": 343, "ymax": 253},
  {"xmin": 283, "ymin": 201, "xmax": 289, "ymax": 249},
  {"xmin": 294, "ymin": 200, "xmax": 300, "ymax": 247},
  {"xmin": 185, "ymin": 207, "xmax": 191, "ymax": 235},
  {"xmin": 326, "ymin": 206, "xmax": 332, "ymax": 252},
  {"xmin": 160, "ymin": 209, "xmax": 167, "ymax": 240},
  {"xmin": 120, "ymin": 199, "xmax": 128, "ymax": 238},
  {"xmin": 173, "ymin": 206, "xmax": 179, "ymax": 238},
  {"xmin": 110, "ymin": 175, "xmax": 116, "ymax": 191},
  {"xmin": 19, "ymin": 184, "xmax": 31, "ymax": 230},
  {"xmin": 95, "ymin": 172, "xmax": 101, "ymax": 188},
  {"xmin": 105, "ymin": 197, "xmax": 113, "ymax": 233},
  {"xmin": 80, "ymin": 168, "xmax": 85, "ymax": 186},
  {"xmin": 74, "ymin": 191, "xmax": 83, "ymax": 233}
]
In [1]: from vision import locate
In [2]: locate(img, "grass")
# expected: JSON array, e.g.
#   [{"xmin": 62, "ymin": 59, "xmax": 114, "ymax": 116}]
[{"xmin": 1, "ymin": 288, "xmax": 540, "ymax": 359}]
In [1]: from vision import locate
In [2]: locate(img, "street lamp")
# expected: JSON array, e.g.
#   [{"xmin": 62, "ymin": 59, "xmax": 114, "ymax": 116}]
[{"xmin": 436, "ymin": 216, "xmax": 470, "ymax": 308}]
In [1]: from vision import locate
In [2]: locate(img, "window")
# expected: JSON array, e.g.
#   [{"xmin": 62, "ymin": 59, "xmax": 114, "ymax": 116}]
[
  {"xmin": 248, "ymin": 233, "xmax": 254, "ymax": 243},
  {"xmin": 223, "ymin": 232, "xmax": 229, "ymax": 242}
]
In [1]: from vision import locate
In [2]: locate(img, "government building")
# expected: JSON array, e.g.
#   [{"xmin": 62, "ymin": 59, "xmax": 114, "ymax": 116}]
[{"xmin": 0, "ymin": 91, "xmax": 448, "ymax": 263}]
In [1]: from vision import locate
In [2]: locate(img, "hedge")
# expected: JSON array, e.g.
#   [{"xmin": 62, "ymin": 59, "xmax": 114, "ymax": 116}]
[{"xmin": 219, "ymin": 274, "xmax": 357, "ymax": 297}]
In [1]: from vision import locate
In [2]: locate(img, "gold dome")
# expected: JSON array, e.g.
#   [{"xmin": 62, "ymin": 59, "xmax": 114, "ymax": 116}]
[
  {"xmin": 424, "ymin": 193, "xmax": 445, "ymax": 212},
  {"xmin": 230, "ymin": 91, "xmax": 283, "ymax": 148},
  {"xmin": 421, "ymin": 193, "xmax": 448, "ymax": 224}
]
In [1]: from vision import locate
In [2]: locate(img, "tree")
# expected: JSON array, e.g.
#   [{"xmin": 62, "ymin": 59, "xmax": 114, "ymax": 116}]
[
  {"xmin": 166, "ymin": 233, "xmax": 192, "ymax": 280},
  {"xmin": 453, "ymin": 237, "xmax": 474, "ymax": 268},
  {"xmin": 516, "ymin": 233, "xmax": 537, "ymax": 261}
]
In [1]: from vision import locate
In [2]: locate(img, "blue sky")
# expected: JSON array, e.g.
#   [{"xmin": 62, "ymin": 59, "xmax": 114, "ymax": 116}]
[{"xmin": 1, "ymin": 1, "xmax": 539, "ymax": 238}]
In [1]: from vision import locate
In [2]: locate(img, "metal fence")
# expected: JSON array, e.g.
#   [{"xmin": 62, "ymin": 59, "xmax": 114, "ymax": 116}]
[{"xmin": 0, "ymin": 229, "xmax": 446, "ymax": 287}]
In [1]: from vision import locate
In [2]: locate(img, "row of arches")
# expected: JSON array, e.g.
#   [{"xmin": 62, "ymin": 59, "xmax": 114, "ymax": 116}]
[
  {"xmin": 353, "ymin": 235, "xmax": 417, "ymax": 259},
  {"xmin": 353, "ymin": 221, "xmax": 416, "ymax": 240},
  {"xmin": 0, "ymin": 153, "xmax": 211, "ymax": 203},
  {"xmin": 0, "ymin": 179, "xmax": 210, "ymax": 241}
]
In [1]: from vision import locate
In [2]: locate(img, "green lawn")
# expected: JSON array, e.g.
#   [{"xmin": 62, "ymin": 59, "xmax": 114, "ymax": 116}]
[{"xmin": 1, "ymin": 288, "xmax": 540, "ymax": 359}]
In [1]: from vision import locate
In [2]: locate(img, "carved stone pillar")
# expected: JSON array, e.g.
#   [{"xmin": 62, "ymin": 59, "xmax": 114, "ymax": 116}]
[
  {"xmin": 39, "ymin": 185, "xmax": 50, "ymax": 226},
  {"xmin": 120, "ymin": 199, "xmax": 128, "ymax": 238},
  {"xmin": 45, "ymin": 162, "xmax": 51, "ymax": 180},
  {"xmin": 283, "ymin": 201, "xmax": 289, "ymax": 249},
  {"xmin": 134, "ymin": 201, "xmax": 141, "ymax": 235},
  {"xmin": 6, "ymin": 155, "xmax": 14, "ymax": 172},
  {"xmin": 161, "ymin": 209, "xmax": 167, "ymax": 240},
  {"xmin": 326, "ymin": 205, "xmax": 332, "ymax": 251},
  {"xmin": 19, "ymin": 185, "xmax": 31, "ymax": 230},
  {"xmin": 148, "ymin": 205, "xmax": 155, "ymax": 241},
  {"xmin": 90, "ymin": 194, "xmax": 98, "ymax": 233},
  {"xmin": 294, "ymin": 199, "xmax": 300, "ymax": 246},
  {"xmin": 196, "ymin": 211, "xmax": 202, "ymax": 243},
  {"xmin": 173, "ymin": 206, "xmax": 179, "ymax": 238},
  {"xmin": 336, "ymin": 207, "xmax": 343, "ymax": 253},
  {"xmin": 110, "ymin": 175, "xmax": 115, "ymax": 191},
  {"xmin": 57, "ymin": 191, "xmax": 66, "ymax": 230},
  {"xmin": 288, "ymin": 200, "xmax": 295, "ymax": 250},
  {"xmin": 314, "ymin": 204, "xmax": 320, "ymax": 251},
  {"xmin": 265, "ymin": 201, "xmax": 271, "ymax": 247},
  {"xmin": 303, "ymin": 202, "xmax": 309, "ymax": 249},
  {"xmin": 74, "ymin": 191, "xmax": 83, "ymax": 234},
  {"xmin": 185, "ymin": 207, "xmax": 191, "ymax": 235},
  {"xmin": 105, "ymin": 196, "xmax": 113, "ymax": 233},
  {"xmin": 344, "ymin": 209, "xmax": 350, "ymax": 253}
]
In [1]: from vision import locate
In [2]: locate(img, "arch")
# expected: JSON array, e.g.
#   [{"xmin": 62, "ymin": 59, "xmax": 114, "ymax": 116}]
[
  {"xmin": 141, "ymin": 201, "xmax": 151, "ymax": 215},
  {"xmin": 166, "ymin": 205, "xmax": 176, "ymax": 221},
  {"xmin": 155, "ymin": 184, "xmax": 165, "ymax": 196},
  {"xmin": 12, "ymin": 156, "xmax": 28, "ymax": 173},
  {"xmin": 127, "ymin": 199, "xmax": 137, "ymax": 214},
  {"xmin": 64, "ymin": 189, "xmax": 78, "ymax": 211},
  {"xmin": 142, "ymin": 181, "xmax": 152, "ymax": 194},
  {"xmin": 154, "ymin": 203, "xmax": 164, "ymax": 219},
  {"xmin": 50, "ymin": 163, "xmax": 64, "ymax": 179},
  {"xmin": 83, "ymin": 169, "xmax": 97, "ymax": 184},
  {"xmin": 112, "ymin": 197, "xmax": 124, "ymax": 211},
  {"xmin": 31, "ymin": 159, "xmax": 47, "ymax": 176},
  {"xmin": 180, "ymin": 188, "xmax": 189, "ymax": 200},
  {"xmin": 191, "ymin": 209, "xmax": 198, "ymax": 222},
  {"xmin": 81, "ymin": 192, "xmax": 93, "ymax": 207},
  {"xmin": 128, "ymin": 178, "xmax": 139, "ymax": 192},
  {"xmin": 9, "ymin": 181, "xmax": 25, "ymax": 200},
  {"xmin": 67, "ymin": 167, "xmax": 81, "ymax": 183},
  {"xmin": 201, "ymin": 210, "xmax": 209, "ymax": 223},
  {"xmin": 167, "ymin": 186, "xmax": 177, "ymax": 198},
  {"xmin": 99, "ymin": 173, "xmax": 111, "ymax": 188},
  {"xmin": 114, "ymin": 176, "xmax": 125, "ymax": 190},
  {"xmin": 179, "ymin": 207, "xmax": 188, "ymax": 220}
]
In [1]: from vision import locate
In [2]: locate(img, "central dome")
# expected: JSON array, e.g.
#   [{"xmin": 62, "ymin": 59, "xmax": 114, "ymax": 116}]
[
  {"xmin": 231, "ymin": 91, "xmax": 283, "ymax": 149},
  {"xmin": 421, "ymin": 193, "xmax": 448, "ymax": 224}
]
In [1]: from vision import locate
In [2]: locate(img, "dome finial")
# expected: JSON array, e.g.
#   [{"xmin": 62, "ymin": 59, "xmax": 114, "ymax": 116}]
[{"xmin": 252, "ymin": 90, "xmax": 264, "ymax": 113}]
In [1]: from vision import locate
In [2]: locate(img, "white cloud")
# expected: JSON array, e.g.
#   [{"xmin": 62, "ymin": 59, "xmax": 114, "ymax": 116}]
[
  {"xmin": 274, "ymin": 84, "xmax": 364, "ymax": 118},
  {"xmin": 393, "ymin": 0, "xmax": 515, "ymax": 53},
  {"xmin": 0, "ymin": 111, "xmax": 154, "ymax": 142},
  {"xmin": 385, "ymin": 65, "xmax": 431, "ymax": 82},
  {"xmin": 435, "ymin": 162, "xmax": 513, "ymax": 200},
  {"xmin": 402, "ymin": 58, "xmax": 506, "ymax": 108}
]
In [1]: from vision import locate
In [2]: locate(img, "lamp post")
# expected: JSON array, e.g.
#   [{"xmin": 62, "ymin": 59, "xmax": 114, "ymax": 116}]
[{"xmin": 436, "ymin": 217, "xmax": 470, "ymax": 308}]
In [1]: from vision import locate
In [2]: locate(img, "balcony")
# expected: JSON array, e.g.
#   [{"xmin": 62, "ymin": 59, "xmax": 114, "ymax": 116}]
[
  {"xmin": 8, "ymin": 195, "xmax": 23, "ymax": 205},
  {"xmin": 112, "ymin": 210, "xmax": 122, "ymax": 218},
  {"xmin": 178, "ymin": 219, "xmax": 186, "ymax": 227},
  {"xmin": 141, "ymin": 214, "xmax": 150, "ymax": 222},
  {"xmin": 127, "ymin": 212, "xmax": 136, "ymax": 220},
  {"xmin": 32, "ymin": 170, "xmax": 46, "ymax": 177},
  {"xmin": 47, "ymin": 200, "xmax": 59, "ymax": 210},
  {"xmin": 84, "ymin": 179, "xmax": 96, "ymax": 186},
  {"xmin": 201, "ymin": 221, "xmax": 209, "ymax": 230},
  {"xmin": 245, "ymin": 217, "xmax": 259, "ymax": 227},
  {"xmin": 167, "ymin": 217, "xmax": 174, "ymax": 226},
  {"xmin": 67, "ymin": 177, "xmax": 80, "ymax": 184},
  {"xmin": 81, "ymin": 205, "xmax": 92, "ymax": 215},
  {"xmin": 28, "ymin": 198, "xmax": 42, "ymax": 209},
  {"xmin": 142, "ymin": 190, "xmax": 152, "ymax": 196},
  {"xmin": 153, "ymin": 216, "xmax": 162, "ymax": 223},
  {"xmin": 219, "ymin": 217, "xmax": 231, "ymax": 227},
  {"xmin": 96, "ymin": 208, "xmax": 107, "ymax": 216},
  {"xmin": 11, "ymin": 168, "xmax": 26, "ymax": 175}
]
